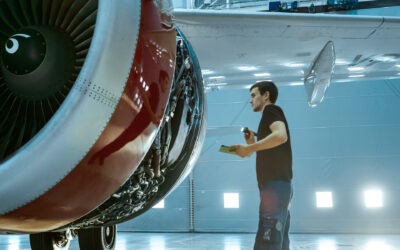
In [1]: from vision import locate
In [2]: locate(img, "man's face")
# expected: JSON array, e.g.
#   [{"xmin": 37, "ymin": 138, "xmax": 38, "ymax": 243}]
[{"xmin": 249, "ymin": 87, "xmax": 267, "ymax": 112}]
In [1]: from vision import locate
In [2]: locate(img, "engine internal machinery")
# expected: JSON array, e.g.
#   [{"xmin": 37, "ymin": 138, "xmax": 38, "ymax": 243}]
[{"xmin": 68, "ymin": 29, "xmax": 206, "ymax": 229}]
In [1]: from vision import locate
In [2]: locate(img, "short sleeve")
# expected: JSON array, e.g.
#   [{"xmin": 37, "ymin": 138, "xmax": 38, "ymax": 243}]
[{"xmin": 261, "ymin": 105, "xmax": 285, "ymax": 127}]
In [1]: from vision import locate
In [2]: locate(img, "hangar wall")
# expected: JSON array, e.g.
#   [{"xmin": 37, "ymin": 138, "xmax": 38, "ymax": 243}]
[{"xmin": 121, "ymin": 79, "xmax": 400, "ymax": 234}]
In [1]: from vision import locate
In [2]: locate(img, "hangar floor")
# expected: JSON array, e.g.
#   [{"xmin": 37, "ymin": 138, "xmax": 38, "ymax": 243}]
[{"xmin": 1, "ymin": 232, "xmax": 400, "ymax": 249}]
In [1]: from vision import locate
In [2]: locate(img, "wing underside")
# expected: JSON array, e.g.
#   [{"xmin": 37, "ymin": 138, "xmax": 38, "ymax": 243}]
[{"xmin": 174, "ymin": 10, "xmax": 400, "ymax": 89}]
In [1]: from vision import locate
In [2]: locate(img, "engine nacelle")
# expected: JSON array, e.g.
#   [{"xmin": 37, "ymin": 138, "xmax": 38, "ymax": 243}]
[{"xmin": 0, "ymin": 0, "xmax": 206, "ymax": 234}]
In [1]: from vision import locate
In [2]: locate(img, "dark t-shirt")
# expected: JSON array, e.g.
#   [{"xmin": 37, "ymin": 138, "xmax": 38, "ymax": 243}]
[{"xmin": 256, "ymin": 104, "xmax": 292, "ymax": 186}]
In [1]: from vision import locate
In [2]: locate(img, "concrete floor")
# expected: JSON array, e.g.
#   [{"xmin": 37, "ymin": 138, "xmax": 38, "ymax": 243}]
[{"xmin": 1, "ymin": 232, "xmax": 400, "ymax": 250}]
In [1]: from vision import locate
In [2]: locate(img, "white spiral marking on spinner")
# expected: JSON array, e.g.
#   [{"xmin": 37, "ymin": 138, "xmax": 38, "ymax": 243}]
[{"xmin": 5, "ymin": 34, "xmax": 31, "ymax": 54}]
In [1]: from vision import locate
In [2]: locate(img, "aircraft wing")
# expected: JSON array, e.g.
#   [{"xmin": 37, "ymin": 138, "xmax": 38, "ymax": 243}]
[{"xmin": 174, "ymin": 10, "xmax": 400, "ymax": 90}]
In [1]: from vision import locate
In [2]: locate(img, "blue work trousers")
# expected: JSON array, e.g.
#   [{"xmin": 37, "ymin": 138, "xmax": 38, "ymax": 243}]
[{"xmin": 254, "ymin": 180, "xmax": 293, "ymax": 250}]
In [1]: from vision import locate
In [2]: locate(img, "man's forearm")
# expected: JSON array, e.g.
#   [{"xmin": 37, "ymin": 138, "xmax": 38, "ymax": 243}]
[{"xmin": 247, "ymin": 132, "xmax": 287, "ymax": 153}]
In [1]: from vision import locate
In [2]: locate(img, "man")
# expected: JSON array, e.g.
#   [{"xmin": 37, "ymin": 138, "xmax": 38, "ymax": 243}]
[{"xmin": 230, "ymin": 80, "xmax": 293, "ymax": 250}]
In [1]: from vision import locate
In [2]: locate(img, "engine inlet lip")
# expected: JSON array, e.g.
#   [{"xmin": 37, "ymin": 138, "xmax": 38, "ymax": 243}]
[{"xmin": 0, "ymin": 1, "xmax": 142, "ymax": 218}]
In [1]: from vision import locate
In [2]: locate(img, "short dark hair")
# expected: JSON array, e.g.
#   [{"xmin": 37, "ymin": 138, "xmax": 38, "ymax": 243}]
[{"xmin": 250, "ymin": 80, "xmax": 278, "ymax": 103}]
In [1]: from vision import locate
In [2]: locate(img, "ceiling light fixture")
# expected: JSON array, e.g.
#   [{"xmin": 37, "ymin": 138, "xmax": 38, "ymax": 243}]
[
  {"xmin": 238, "ymin": 66, "xmax": 257, "ymax": 71},
  {"xmin": 254, "ymin": 72, "xmax": 271, "ymax": 77},
  {"xmin": 202, "ymin": 69, "xmax": 214, "ymax": 75},
  {"xmin": 285, "ymin": 62, "xmax": 304, "ymax": 68},
  {"xmin": 347, "ymin": 66, "xmax": 364, "ymax": 72},
  {"xmin": 208, "ymin": 75, "xmax": 225, "ymax": 79},
  {"xmin": 349, "ymin": 74, "xmax": 365, "ymax": 78}
]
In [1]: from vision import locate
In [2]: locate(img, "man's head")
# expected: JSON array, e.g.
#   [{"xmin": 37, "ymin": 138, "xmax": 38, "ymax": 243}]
[
  {"xmin": 159, "ymin": 70, "xmax": 170, "ymax": 92},
  {"xmin": 249, "ymin": 80, "xmax": 278, "ymax": 112}
]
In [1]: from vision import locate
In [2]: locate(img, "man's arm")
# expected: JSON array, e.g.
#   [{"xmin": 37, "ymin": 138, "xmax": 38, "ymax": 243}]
[{"xmin": 231, "ymin": 121, "xmax": 288, "ymax": 158}]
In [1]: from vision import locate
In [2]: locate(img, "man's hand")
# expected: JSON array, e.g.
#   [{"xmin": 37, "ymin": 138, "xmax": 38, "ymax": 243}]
[
  {"xmin": 229, "ymin": 144, "xmax": 252, "ymax": 158},
  {"xmin": 244, "ymin": 130, "xmax": 255, "ymax": 144}
]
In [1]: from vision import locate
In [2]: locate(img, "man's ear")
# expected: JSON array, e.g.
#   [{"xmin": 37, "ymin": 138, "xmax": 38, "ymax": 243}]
[{"xmin": 263, "ymin": 91, "xmax": 270, "ymax": 101}]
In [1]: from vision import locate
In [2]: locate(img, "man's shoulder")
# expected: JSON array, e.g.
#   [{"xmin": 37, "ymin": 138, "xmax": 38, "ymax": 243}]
[
  {"xmin": 262, "ymin": 104, "xmax": 287, "ymax": 123},
  {"xmin": 263, "ymin": 104, "xmax": 283, "ymax": 114}
]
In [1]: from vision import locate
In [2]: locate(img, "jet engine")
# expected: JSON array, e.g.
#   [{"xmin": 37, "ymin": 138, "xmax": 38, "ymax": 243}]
[{"xmin": 0, "ymin": 0, "xmax": 206, "ymax": 249}]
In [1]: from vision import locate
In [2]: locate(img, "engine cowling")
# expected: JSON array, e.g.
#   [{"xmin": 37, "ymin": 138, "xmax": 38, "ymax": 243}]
[{"xmin": 0, "ymin": 0, "xmax": 206, "ymax": 234}]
